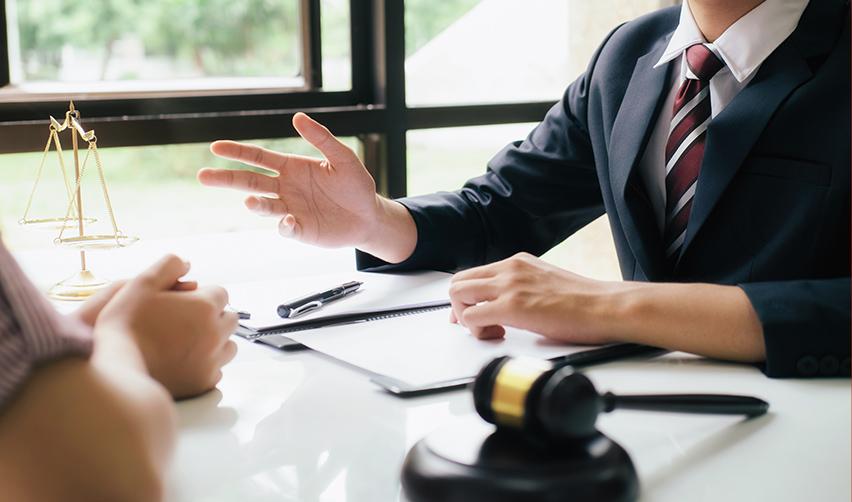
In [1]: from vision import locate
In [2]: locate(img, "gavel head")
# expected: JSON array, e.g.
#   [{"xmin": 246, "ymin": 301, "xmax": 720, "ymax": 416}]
[{"xmin": 473, "ymin": 356, "xmax": 603, "ymax": 443}]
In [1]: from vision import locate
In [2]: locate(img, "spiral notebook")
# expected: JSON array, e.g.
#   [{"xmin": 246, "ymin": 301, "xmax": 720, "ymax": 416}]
[
  {"xmin": 229, "ymin": 271, "xmax": 455, "ymax": 349},
  {"xmin": 236, "ymin": 299, "xmax": 451, "ymax": 340}
]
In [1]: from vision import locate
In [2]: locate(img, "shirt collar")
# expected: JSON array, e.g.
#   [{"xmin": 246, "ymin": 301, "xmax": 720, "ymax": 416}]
[{"xmin": 653, "ymin": 0, "xmax": 810, "ymax": 83}]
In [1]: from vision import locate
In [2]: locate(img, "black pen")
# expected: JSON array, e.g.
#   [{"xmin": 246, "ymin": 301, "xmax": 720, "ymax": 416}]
[{"xmin": 277, "ymin": 281, "xmax": 363, "ymax": 318}]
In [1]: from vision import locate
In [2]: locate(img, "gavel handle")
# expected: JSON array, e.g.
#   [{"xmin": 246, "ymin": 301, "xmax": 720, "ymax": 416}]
[{"xmin": 601, "ymin": 392, "xmax": 769, "ymax": 417}]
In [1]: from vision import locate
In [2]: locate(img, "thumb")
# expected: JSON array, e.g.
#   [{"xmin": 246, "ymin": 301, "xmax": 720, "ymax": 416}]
[
  {"xmin": 292, "ymin": 112, "xmax": 356, "ymax": 167},
  {"xmin": 136, "ymin": 254, "xmax": 191, "ymax": 291}
]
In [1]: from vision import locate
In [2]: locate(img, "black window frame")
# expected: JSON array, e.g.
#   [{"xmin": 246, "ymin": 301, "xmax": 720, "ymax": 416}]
[{"xmin": 0, "ymin": 0, "xmax": 554, "ymax": 198}]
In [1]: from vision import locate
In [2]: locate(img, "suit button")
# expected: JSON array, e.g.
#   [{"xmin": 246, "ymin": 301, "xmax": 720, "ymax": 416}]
[
  {"xmin": 819, "ymin": 356, "xmax": 839, "ymax": 376},
  {"xmin": 796, "ymin": 355, "xmax": 819, "ymax": 376},
  {"xmin": 841, "ymin": 357, "xmax": 851, "ymax": 376}
]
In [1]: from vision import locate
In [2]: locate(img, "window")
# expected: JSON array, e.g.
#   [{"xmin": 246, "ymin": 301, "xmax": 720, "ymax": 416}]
[
  {"xmin": 405, "ymin": 0, "xmax": 676, "ymax": 106},
  {"xmin": 320, "ymin": 0, "xmax": 352, "ymax": 91},
  {"xmin": 5, "ymin": 0, "xmax": 305, "ymax": 96},
  {"xmin": 1, "ymin": 0, "xmax": 674, "ymax": 269}
]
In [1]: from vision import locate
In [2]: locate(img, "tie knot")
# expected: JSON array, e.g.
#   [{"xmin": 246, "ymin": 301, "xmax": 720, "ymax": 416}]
[{"xmin": 685, "ymin": 44, "xmax": 724, "ymax": 81}]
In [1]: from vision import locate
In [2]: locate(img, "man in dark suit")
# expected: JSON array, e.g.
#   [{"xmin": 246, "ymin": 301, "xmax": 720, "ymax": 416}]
[{"xmin": 199, "ymin": 0, "xmax": 850, "ymax": 378}]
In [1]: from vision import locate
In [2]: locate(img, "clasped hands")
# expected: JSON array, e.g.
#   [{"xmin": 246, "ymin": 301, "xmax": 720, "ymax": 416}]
[{"xmin": 73, "ymin": 255, "xmax": 238, "ymax": 399}]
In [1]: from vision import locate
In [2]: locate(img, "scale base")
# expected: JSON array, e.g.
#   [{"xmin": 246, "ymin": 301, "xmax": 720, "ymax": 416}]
[
  {"xmin": 48, "ymin": 269, "xmax": 109, "ymax": 301},
  {"xmin": 402, "ymin": 418, "xmax": 638, "ymax": 502}
]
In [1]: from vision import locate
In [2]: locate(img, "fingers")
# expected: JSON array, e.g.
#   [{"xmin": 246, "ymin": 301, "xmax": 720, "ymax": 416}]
[
  {"xmin": 137, "ymin": 255, "xmax": 191, "ymax": 291},
  {"xmin": 449, "ymin": 307, "xmax": 503, "ymax": 340},
  {"xmin": 210, "ymin": 323, "xmax": 238, "ymax": 390},
  {"xmin": 452, "ymin": 261, "xmax": 501, "ymax": 283},
  {"xmin": 75, "ymin": 280, "xmax": 127, "ymax": 326},
  {"xmin": 195, "ymin": 285, "xmax": 230, "ymax": 312},
  {"xmin": 449, "ymin": 278, "xmax": 498, "ymax": 305},
  {"xmin": 461, "ymin": 301, "xmax": 509, "ymax": 333},
  {"xmin": 218, "ymin": 311, "xmax": 239, "ymax": 338},
  {"xmin": 245, "ymin": 195, "xmax": 288, "ymax": 217},
  {"xmin": 197, "ymin": 167, "xmax": 279, "ymax": 194},
  {"xmin": 448, "ymin": 278, "xmax": 498, "ymax": 331},
  {"xmin": 217, "ymin": 339, "xmax": 238, "ymax": 367},
  {"xmin": 453, "ymin": 285, "xmax": 509, "ymax": 340},
  {"xmin": 292, "ymin": 112, "xmax": 356, "ymax": 167},
  {"xmin": 448, "ymin": 276, "xmax": 506, "ymax": 339},
  {"xmin": 470, "ymin": 325, "xmax": 506, "ymax": 340},
  {"xmin": 278, "ymin": 214, "xmax": 302, "ymax": 239},
  {"xmin": 172, "ymin": 280, "xmax": 198, "ymax": 292},
  {"xmin": 209, "ymin": 140, "xmax": 290, "ymax": 172}
]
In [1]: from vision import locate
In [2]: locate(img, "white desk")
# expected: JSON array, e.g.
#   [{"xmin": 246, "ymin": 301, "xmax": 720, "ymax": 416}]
[{"xmin": 16, "ymin": 230, "xmax": 851, "ymax": 502}]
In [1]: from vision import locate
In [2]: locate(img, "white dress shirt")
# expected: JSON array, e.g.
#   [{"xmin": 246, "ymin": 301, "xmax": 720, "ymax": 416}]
[{"xmin": 638, "ymin": 0, "xmax": 810, "ymax": 233}]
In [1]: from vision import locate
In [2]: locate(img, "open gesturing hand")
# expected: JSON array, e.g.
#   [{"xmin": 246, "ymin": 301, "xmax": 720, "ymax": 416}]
[{"xmin": 198, "ymin": 112, "xmax": 381, "ymax": 249}]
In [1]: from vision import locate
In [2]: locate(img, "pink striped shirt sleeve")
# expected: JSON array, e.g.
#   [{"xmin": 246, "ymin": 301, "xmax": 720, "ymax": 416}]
[{"xmin": 0, "ymin": 240, "xmax": 92, "ymax": 409}]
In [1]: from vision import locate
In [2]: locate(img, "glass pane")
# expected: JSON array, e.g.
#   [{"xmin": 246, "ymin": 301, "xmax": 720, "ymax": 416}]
[
  {"xmin": 5, "ymin": 0, "xmax": 303, "ymax": 92},
  {"xmin": 0, "ymin": 135, "xmax": 359, "ymax": 251},
  {"xmin": 321, "ymin": 0, "xmax": 351, "ymax": 91},
  {"xmin": 405, "ymin": 0, "xmax": 675, "ymax": 106},
  {"xmin": 407, "ymin": 124, "xmax": 621, "ymax": 280}
]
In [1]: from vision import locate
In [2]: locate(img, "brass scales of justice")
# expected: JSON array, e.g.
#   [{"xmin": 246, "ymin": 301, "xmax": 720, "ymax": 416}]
[{"xmin": 19, "ymin": 101, "xmax": 138, "ymax": 301}]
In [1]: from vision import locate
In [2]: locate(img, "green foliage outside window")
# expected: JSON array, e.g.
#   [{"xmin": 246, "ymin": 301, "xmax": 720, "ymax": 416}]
[{"xmin": 14, "ymin": 0, "xmax": 300, "ymax": 80}]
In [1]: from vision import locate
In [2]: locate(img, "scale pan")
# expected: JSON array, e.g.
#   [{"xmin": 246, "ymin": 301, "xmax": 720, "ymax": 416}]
[
  {"xmin": 19, "ymin": 217, "xmax": 97, "ymax": 231},
  {"xmin": 56, "ymin": 234, "xmax": 140, "ymax": 250}
]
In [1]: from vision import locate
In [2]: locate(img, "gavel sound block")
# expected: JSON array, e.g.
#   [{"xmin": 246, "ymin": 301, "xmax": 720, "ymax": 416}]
[{"xmin": 402, "ymin": 356, "xmax": 769, "ymax": 502}]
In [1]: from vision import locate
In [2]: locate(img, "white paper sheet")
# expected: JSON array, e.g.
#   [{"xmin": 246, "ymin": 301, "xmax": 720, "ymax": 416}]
[
  {"xmin": 225, "ymin": 271, "xmax": 586, "ymax": 386},
  {"xmin": 286, "ymin": 307, "xmax": 586, "ymax": 386}
]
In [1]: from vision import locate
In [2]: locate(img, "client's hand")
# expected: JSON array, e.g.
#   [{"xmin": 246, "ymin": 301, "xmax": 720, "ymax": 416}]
[
  {"xmin": 74, "ymin": 276, "xmax": 197, "ymax": 327},
  {"xmin": 95, "ymin": 255, "xmax": 238, "ymax": 399}
]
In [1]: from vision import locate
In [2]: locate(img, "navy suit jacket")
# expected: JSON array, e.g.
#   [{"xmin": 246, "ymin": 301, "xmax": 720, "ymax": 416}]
[{"xmin": 358, "ymin": 1, "xmax": 851, "ymax": 378}]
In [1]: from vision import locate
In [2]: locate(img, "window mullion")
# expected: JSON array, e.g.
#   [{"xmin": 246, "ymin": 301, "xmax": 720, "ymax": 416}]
[
  {"xmin": 0, "ymin": 1, "xmax": 10, "ymax": 87},
  {"xmin": 301, "ymin": 0, "xmax": 323, "ymax": 90}
]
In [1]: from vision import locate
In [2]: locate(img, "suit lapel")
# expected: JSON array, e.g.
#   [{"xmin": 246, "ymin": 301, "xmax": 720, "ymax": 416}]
[
  {"xmin": 677, "ymin": 0, "xmax": 844, "ymax": 263},
  {"xmin": 609, "ymin": 47, "xmax": 673, "ymax": 280}
]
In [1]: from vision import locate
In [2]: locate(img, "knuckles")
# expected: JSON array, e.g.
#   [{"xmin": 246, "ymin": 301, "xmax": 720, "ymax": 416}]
[
  {"xmin": 504, "ymin": 253, "xmax": 533, "ymax": 273},
  {"xmin": 510, "ymin": 251, "xmax": 535, "ymax": 262}
]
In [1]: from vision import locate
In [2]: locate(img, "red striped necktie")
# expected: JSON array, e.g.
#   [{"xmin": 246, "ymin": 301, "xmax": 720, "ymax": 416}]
[{"xmin": 663, "ymin": 43, "xmax": 725, "ymax": 269}]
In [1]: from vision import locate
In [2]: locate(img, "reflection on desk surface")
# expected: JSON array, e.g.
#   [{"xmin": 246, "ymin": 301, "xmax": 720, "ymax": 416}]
[
  {"xmin": 168, "ymin": 341, "xmax": 473, "ymax": 501},
  {"xmin": 167, "ymin": 339, "xmax": 851, "ymax": 502}
]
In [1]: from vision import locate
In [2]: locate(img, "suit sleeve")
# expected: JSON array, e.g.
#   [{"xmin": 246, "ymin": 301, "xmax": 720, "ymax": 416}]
[
  {"xmin": 356, "ymin": 28, "xmax": 625, "ymax": 274},
  {"xmin": 740, "ymin": 279, "xmax": 851, "ymax": 378}
]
